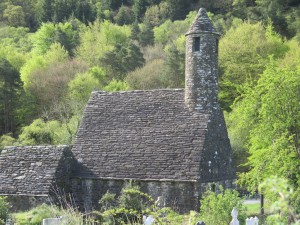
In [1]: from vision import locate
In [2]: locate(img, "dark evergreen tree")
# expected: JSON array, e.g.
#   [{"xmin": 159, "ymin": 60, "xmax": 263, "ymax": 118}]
[
  {"xmin": 165, "ymin": 44, "xmax": 185, "ymax": 87},
  {"xmin": 39, "ymin": 0, "xmax": 53, "ymax": 22},
  {"xmin": 0, "ymin": 58, "xmax": 22, "ymax": 135},
  {"xmin": 130, "ymin": 20, "xmax": 140, "ymax": 41},
  {"xmin": 114, "ymin": 5, "xmax": 135, "ymax": 25},
  {"xmin": 100, "ymin": 41, "xmax": 145, "ymax": 80},
  {"xmin": 132, "ymin": 0, "xmax": 147, "ymax": 21},
  {"xmin": 138, "ymin": 19, "xmax": 154, "ymax": 46}
]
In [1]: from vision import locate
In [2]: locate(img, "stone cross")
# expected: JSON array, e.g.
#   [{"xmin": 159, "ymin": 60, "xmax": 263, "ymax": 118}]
[{"xmin": 230, "ymin": 207, "xmax": 239, "ymax": 225}]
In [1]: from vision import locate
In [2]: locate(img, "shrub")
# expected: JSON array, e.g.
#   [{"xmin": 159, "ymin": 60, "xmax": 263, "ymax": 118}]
[
  {"xmin": 12, "ymin": 204, "xmax": 83, "ymax": 225},
  {"xmin": 0, "ymin": 197, "xmax": 9, "ymax": 225},
  {"xmin": 199, "ymin": 186, "xmax": 246, "ymax": 225},
  {"xmin": 98, "ymin": 182, "xmax": 155, "ymax": 224}
]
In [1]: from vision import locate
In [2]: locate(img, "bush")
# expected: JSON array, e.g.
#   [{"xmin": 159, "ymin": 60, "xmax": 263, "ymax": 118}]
[
  {"xmin": 0, "ymin": 197, "xmax": 9, "ymax": 225},
  {"xmin": 199, "ymin": 186, "xmax": 246, "ymax": 225},
  {"xmin": 12, "ymin": 204, "xmax": 83, "ymax": 225},
  {"xmin": 98, "ymin": 182, "xmax": 155, "ymax": 224}
]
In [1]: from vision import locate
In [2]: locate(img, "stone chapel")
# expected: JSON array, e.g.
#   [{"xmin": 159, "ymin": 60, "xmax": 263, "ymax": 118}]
[{"xmin": 0, "ymin": 8, "xmax": 235, "ymax": 213}]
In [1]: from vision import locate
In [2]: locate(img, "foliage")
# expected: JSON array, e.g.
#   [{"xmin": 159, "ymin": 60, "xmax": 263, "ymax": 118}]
[
  {"xmin": 20, "ymin": 43, "xmax": 69, "ymax": 90},
  {"xmin": 97, "ymin": 183, "xmax": 155, "ymax": 224},
  {"xmin": 0, "ymin": 26, "xmax": 32, "ymax": 52},
  {"xmin": 114, "ymin": 5, "xmax": 134, "ymax": 25},
  {"xmin": 103, "ymin": 79, "xmax": 128, "ymax": 92},
  {"xmin": 24, "ymin": 59, "xmax": 88, "ymax": 115},
  {"xmin": 237, "ymin": 57, "xmax": 300, "ymax": 191},
  {"xmin": 126, "ymin": 59, "xmax": 167, "ymax": 90},
  {"xmin": 0, "ymin": 134, "xmax": 16, "ymax": 150},
  {"xmin": 77, "ymin": 20, "xmax": 131, "ymax": 65},
  {"xmin": 67, "ymin": 71, "xmax": 101, "ymax": 105},
  {"xmin": 31, "ymin": 21, "xmax": 82, "ymax": 56},
  {"xmin": 118, "ymin": 183, "xmax": 154, "ymax": 212},
  {"xmin": 17, "ymin": 118, "xmax": 77, "ymax": 145},
  {"xmin": 12, "ymin": 203, "xmax": 84, "ymax": 225},
  {"xmin": 259, "ymin": 176, "xmax": 300, "ymax": 225},
  {"xmin": 3, "ymin": 4, "xmax": 26, "ymax": 27},
  {"xmin": 0, "ymin": 57, "xmax": 22, "ymax": 135},
  {"xmin": 0, "ymin": 197, "xmax": 9, "ymax": 224},
  {"xmin": 219, "ymin": 21, "xmax": 289, "ymax": 111},
  {"xmin": 100, "ymin": 41, "xmax": 145, "ymax": 80},
  {"xmin": 199, "ymin": 186, "xmax": 246, "ymax": 225},
  {"xmin": 153, "ymin": 11, "xmax": 196, "ymax": 46},
  {"xmin": 164, "ymin": 42, "xmax": 185, "ymax": 87}
]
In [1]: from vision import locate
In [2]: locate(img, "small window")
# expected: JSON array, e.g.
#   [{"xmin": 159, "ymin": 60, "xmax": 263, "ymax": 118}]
[
  {"xmin": 193, "ymin": 37, "xmax": 200, "ymax": 52},
  {"xmin": 216, "ymin": 39, "xmax": 219, "ymax": 55}
]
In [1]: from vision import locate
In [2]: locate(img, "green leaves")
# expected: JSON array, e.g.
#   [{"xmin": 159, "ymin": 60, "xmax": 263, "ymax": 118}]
[
  {"xmin": 199, "ymin": 187, "xmax": 246, "ymax": 225},
  {"xmin": 235, "ymin": 55, "xmax": 300, "ymax": 191}
]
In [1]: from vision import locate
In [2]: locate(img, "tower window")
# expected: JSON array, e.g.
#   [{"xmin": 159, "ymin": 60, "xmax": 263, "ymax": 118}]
[
  {"xmin": 216, "ymin": 39, "xmax": 219, "ymax": 55},
  {"xmin": 193, "ymin": 37, "xmax": 200, "ymax": 52}
]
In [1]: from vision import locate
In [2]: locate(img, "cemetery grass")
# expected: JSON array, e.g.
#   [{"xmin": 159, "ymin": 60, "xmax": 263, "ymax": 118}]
[{"xmin": 243, "ymin": 202, "xmax": 271, "ymax": 217}]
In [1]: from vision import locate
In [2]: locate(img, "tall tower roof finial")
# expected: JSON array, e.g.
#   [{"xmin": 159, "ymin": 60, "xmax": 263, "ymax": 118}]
[{"xmin": 186, "ymin": 8, "xmax": 219, "ymax": 36}]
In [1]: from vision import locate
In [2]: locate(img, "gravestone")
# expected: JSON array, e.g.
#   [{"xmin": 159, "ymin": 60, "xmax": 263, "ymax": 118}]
[
  {"xmin": 230, "ymin": 207, "xmax": 239, "ymax": 225},
  {"xmin": 42, "ymin": 217, "xmax": 64, "ymax": 225},
  {"xmin": 143, "ymin": 215, "xmax": 155, "ymax": 225}
]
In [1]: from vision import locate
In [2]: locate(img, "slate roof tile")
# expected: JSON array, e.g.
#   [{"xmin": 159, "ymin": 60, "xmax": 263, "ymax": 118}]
[{"xmin": 73, "ymin": 89, "xmax": 210, "ymax": 181}]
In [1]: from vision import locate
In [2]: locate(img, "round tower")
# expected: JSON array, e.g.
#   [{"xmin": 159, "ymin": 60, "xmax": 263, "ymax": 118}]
[{"xmin": 185, "ymin": 8, "xmax": 220, "ymax": 111}]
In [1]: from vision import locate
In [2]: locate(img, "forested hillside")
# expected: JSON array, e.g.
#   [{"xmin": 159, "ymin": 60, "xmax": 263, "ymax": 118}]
[{"xmin": 1, "ymin": 0, "xmax": 300, "ymax": 206}]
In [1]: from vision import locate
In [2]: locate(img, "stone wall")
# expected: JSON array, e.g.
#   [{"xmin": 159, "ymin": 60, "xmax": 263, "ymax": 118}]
[
  {"xmin": 71, "ymin": 178, "xmax": 201, "ymax": 213},
  {"xmin": 199, "ymin": 108, "xmax": 236, "ymax": 182}
]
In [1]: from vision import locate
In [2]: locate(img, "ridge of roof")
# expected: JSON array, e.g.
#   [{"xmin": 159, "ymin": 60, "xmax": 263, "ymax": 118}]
[{"xmin": 92, "ymin": 88, "xmax": 184, "ymax": 95}]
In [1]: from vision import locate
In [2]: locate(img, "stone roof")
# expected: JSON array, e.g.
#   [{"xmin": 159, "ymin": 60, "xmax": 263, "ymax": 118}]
[
  {"xmin": 186, "ymin": 8, "xmax": 219, "ymax": 35},
  {"xmin": 73, "ymin": 89, "xmax": 210, "ymax": 181},
  {"xmin": 0, "ymin": 145, "xmax": 72, "ymax": 195}
]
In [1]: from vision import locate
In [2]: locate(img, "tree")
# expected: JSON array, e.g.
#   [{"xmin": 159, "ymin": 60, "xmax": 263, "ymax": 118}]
[
  {"xmin": 20, "ymin": 43, "xmax": 69, "ymax": 91},
  {"xmin": 17, "ymin": 118, "xmax": 77, "ymax": 145},
  {"xmin": 0, "ymin": 26, "xmax": 32, "ymax": 51},
  {"xmin": 219, "ymin": 22, "xmax": 289, "ymax": 111},
  {"xmin": 199, "ymin": 186, "xmax": 246, "ymax": 225},
  {"xmin": 35, "ymin": 0, "xmax": 53, "ymax": 23},
  {"xmin": 100, "ymin": 41, "xmax": 145, "ymax": 80},
  {"xmin": 26, "ymin": 59, "xmax": 88, "ymax": 117},
  {"xmin": 164, "ymin": 43, "xmax": 185, "ymax": 87},
  {"xmin": 114, "ymin": 5, "xmax": 134, "ymax": 25},
  {"xmin": 132, "ymin": 0, "xmax": 147, "ymax": 21},
  {"xmin": 126, "ymin": 59, "xmax": 167, "ymax": 90},
  {"xmin": 138, "ymin": 19, "xmax": 154, "ymax": 46},
  {"xmin": 236, "ymin": 58, "xmax": 300, "ymax": 192},
  {"xmin": 77, "ymin": 20, "xmax": 131, "ymax": 65},
  {"xmin": 31, "ymin": 21, "xmax": 81, "ymax": 56},
  {"xmin": 3, "ymin": 4, "xmax": 26, "ymax": 27},
  {"xmin": 0, "ymin": 57, "xmax": 22, "ymax": 135}
]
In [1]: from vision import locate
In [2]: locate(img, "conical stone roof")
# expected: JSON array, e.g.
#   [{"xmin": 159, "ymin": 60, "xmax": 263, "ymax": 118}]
[{"xmin": 186, "ymin": 8, "xmax": 219, "ymax": 35}]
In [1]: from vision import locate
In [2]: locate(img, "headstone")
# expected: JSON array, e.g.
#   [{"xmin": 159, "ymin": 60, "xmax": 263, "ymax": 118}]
[
  {"xmin": 230, "ymin": 207, "xmax": 239, "ymax": 225},
  {"xmin": 42, "ymin": 217, "xmax": 62, "ymax": 225},
  {"xmin": 195, "ymin": 221, "xmax": 205, "ymax": 225},
  {"xmin": 5, "ymin": 217, "xmax": 11, "ymax": 225},
  {"xmin": 143, "ymin": 215, "xmax": 155, "ymax": 225}
]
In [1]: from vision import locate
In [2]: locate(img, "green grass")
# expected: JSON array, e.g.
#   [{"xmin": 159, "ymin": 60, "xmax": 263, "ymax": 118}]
[{"xmin": 244, "ymin": 201, "xmax": 272, "ymax": 217}]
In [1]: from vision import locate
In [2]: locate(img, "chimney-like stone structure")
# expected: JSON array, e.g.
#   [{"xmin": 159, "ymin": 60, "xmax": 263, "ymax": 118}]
[{"xmin": 185, "ymin": 8, "xmax": 220, "ymax": 111}]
